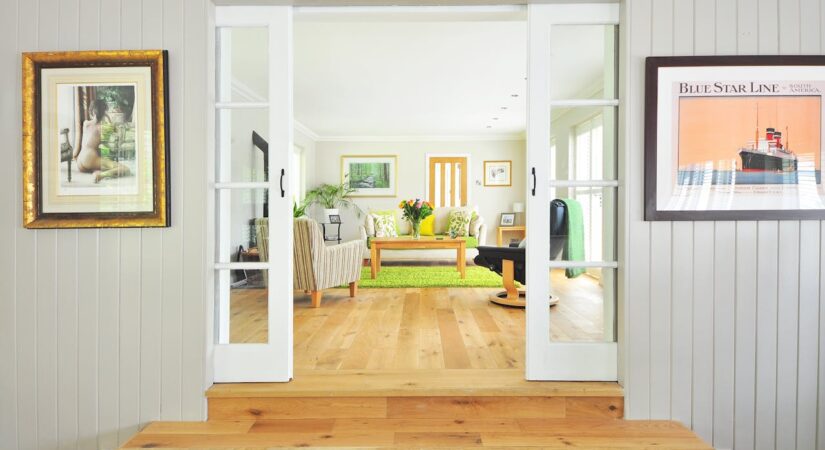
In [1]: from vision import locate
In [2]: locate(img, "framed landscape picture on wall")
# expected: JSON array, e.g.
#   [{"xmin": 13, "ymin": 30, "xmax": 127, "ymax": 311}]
[
  {"xmin": 341, "ymin": 155, "xmax": 397, "ymax": 197},
  {"xmin": 22, "ymin": 50, "xmax": 170, "ymax": 228},
  {"xmin": 645, "ymin": 55, "xmax": 825, "ymax": 220}
]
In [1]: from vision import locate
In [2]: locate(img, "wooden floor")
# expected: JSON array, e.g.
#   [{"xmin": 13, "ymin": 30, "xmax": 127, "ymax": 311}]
[
  {"xmin": 230, "ymin": 269, "xmax": 607, "ymax": 369},
  {"xmin": 124, "ymin": 417, "xmax": 710, "ymax": 449}
]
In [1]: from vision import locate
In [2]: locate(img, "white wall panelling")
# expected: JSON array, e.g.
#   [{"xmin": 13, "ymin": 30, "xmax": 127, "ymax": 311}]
[
  {"xmin": 0, "ymin": 0, "xmax": 212, "ymax": 449},
  {"xmin": 623, "ymin": 1, "xmax": 825, "ymax": 450}
]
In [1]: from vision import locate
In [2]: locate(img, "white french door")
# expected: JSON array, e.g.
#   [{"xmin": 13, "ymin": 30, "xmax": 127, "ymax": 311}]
[
  {"xmin": 212, "ymin": 6, "xmax": 294, "ymax": 382},
  {"xmin": 525, "ymin": 3, "xmax": 619, "ymax": 380}
]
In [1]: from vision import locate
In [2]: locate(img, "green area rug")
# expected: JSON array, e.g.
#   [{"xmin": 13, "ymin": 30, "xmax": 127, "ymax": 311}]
[{"xmin": 354, "ymin": 266, "xmax": 507, "ymax": 288}]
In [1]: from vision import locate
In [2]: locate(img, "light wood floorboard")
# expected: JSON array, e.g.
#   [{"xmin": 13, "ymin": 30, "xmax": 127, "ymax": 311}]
[
  {"xmin": 230, "ymin": 269, "xmax": 606, "ymax": 370},
  {"xmin": 122, "ymin": 418, "xmax": 712, "ymax": 449}
]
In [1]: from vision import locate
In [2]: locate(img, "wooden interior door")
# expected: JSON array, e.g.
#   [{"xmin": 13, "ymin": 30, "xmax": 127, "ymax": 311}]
[{"xmin": 428, "ymin": 156, "xmax": 468, "ymax": 207}]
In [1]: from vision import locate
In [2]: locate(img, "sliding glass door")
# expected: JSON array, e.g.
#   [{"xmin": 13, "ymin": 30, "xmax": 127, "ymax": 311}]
[
  {"xmin": 525, "ymin": 3, "xmax": 619, "ymax": 380},
  {"xmin": 212, "ymin": 6, "xmax": 294, "ymax": 382}
]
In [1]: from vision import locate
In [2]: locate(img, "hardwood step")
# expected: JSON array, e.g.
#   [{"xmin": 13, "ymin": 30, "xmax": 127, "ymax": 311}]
[
  {"xmin": 121, "ymin": 418, "xmax": 713, "ymax": 448},
  {"xmin": 208, "ymin": 395, "xmax": 623, "ymax": 420},
  {"xmin": 207, "ymin": 369, "xmax": 624, "ymax": 422},
  {"xmin": 206, "ymin": 369, "xmax": 624, "ymax": 398}
]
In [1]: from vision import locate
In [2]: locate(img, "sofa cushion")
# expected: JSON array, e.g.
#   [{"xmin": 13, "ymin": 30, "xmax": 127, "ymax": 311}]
[
  {"xmin": 373, "ymin": 213, "xmax": 398, "ymax": 237},
  {"xmin": 420, "ymin": 215, "xmax": 436, "ymax": 236},
  {"xmin": 432, "ymin": 206, "xmax": 478, "ymax": 234},
  {"xmin": 447, "ymin": 210, "xmax": 472, "ymax": 237}
]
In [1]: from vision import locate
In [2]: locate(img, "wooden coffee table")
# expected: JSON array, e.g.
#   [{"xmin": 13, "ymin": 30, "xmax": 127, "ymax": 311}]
[{"xmin": 370, "ymin": 237, "xmax": 466, "ymax": 279}]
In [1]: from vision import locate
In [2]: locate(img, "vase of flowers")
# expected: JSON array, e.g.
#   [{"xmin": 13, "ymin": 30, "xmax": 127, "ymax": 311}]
[{"xmin": 398, "ymin": 198, "xmax": 434, "ymax": 239}]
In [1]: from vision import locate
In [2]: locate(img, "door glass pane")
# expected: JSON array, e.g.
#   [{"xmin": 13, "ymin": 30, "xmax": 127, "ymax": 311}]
[
  {"xmin": 549, "ymin": 187, "xmax": 616, "ymax": 262},
  {"xmin": 550, "ymin": 106, "xmax": 616, "ymax": 180},
  {"xmin": 549, "ymin": 268, "xmax": 615, "ymax": 343},
  {"xmin": 550, "ymin": 25, "xmax": 616, "ymax": 100},
  {"xmin": 217, "ymin": 27, "xmax": 269, "ymax": 103},
  {"xmin": 217, "ymin": 188, "xmax": 268, "ymax": 263},
  {"xmin": 217, "ymin": 109, "xmax": 269, "ymax": 182},
  {"xmin": 218, "ymin": 269, "xmax": 269, "ymax": 344}
]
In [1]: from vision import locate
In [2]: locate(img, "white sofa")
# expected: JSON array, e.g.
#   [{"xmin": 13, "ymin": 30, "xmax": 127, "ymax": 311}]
[{"xmin": 358, "ymin": 206, "xmax": 487, "ymax": 261}]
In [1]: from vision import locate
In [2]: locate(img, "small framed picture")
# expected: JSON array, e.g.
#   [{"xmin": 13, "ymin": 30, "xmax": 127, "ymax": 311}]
[
  {"xmin": 328, "ymin": 214, "xmax": 342, "ymax": 224},
  {"xmin": 500, "ymin": 213, "xmax": 516, "ymax": 226},
  {"xmin": 484, "ymin": 160, "xmax": 512, "ymax": 187}
]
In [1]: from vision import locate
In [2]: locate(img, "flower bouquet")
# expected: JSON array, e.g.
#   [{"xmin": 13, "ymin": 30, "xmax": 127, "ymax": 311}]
[{"xmin": 398, "ymin": 198, "xmax": 434, "ymax": 239}]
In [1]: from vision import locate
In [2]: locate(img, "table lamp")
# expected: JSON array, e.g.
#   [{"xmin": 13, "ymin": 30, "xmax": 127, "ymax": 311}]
[{"xmin": 513, "ymin": 202, "xmax": 524, "ymax": 225}]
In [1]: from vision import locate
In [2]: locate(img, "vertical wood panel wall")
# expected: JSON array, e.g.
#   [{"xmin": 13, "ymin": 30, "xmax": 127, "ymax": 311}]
[
  {"xmin": 0, "ymin": 0, "xmax": 211, "ymax": 449},
  {"xmin": 623, "ymin": 1, "xmax": 825, "ymax": 449}
]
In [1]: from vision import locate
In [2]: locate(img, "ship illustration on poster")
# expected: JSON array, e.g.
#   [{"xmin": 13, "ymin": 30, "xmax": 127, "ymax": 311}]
[{"xmin": 677, "ymin": 100, "xmax": 822, "ymax": 186}]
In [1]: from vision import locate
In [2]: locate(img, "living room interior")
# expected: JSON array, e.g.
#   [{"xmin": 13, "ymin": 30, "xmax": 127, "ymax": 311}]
[{"xmin": 222, "ymin": 9, "xmax": 616, "ymax": 372}]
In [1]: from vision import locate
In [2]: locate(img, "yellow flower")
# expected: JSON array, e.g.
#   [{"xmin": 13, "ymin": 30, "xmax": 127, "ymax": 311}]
[
  {"xmin": 408, "ymin": 200, "xmax": 414, "ymax": 206},
  {"xmin": 398, "ymin": 201, "xmax": 405, "ymax": 208}
]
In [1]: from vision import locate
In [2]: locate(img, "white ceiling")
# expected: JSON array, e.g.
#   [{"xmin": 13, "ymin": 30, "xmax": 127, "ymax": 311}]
[
  {"xmin": 287, "ymin": 14, "xmax": 610, "ymax": 139},
  {"xmin": 294, "ymin": 15, "xmax": 528, "ymax": 138}
]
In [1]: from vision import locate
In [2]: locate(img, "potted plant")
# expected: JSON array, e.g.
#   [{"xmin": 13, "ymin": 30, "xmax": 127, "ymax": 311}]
[
  {"xmin": 293, "ymin": 199, "xmax": 309, "ymax": 218},
  {"xmin": 398, "ymin": 198, "xmax": 434, "ymax": 239},
  {"xmin": 305, "ymin": 180, "xmax": 363, "ymax": 220}
]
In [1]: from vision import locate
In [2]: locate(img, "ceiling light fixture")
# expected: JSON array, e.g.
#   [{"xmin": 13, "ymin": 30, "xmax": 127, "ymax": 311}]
[
  {"xmin": 492, "ymin": 118, "xmax": 499, "ymax": 120},
  {"xmin": 511, "ymin": 94, "xmax": 519, "ymax": 97},
  {"xmin": 501, "ymin": 106, "xmax": 508, "ymax": 110},
  {"xmin": 486, "ymin": 125, "xmax": 492, "ymax": 128}
]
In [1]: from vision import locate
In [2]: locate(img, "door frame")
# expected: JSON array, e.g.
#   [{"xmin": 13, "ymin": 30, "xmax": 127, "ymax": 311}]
[{"xmin": 207, "ymin": 2, "xmax": 627, "ymax": 384}]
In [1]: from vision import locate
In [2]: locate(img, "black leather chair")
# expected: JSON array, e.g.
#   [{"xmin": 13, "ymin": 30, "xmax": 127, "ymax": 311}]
[{"xmin": 473, "ymin": 200, "xmax": 568, "ymax": 307}]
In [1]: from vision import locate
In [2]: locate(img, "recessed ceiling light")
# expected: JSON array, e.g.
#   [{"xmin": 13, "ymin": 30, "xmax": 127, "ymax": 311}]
[
  {"xmin": 492, "ymin": 118, "xmax": 499, "ymax": 120},
  {"xmin": 501, "ymin": 106, "xmax": 508, "ymax": 110},
  {"xmin": 511, "ymin": 94, "xmax": 519, "ymax": 97},
  {"xmin": 486, "ymin": 125, "xmax": 492, "ymax": 128}
]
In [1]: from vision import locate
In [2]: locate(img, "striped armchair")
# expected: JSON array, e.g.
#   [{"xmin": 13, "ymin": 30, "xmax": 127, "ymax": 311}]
[{"xmin": 293, "ymin": 217, "xmax": 364, "ymax": 307}]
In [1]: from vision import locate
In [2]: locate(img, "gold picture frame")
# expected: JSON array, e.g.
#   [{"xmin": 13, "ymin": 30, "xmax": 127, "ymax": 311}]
[
  {"xmin": 484, "ymin": 160, "xmax": 512, "ymax": 187},
  {"xmin": 341, "ymin": 155, "xmax": 398, "ymax": 197},
  {"xmin": 22, "ymin": 50, "xmax": 170, "ymax": 228}
]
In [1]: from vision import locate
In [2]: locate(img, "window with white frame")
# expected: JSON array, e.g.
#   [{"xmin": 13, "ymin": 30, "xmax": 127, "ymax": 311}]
[
  {"xmin": 292, "ymin": 145, "xmax": 304, "ymax": 203},
  {"xmin": 571, "ymin": 114, "xmax": 605, "ymax": 265}
]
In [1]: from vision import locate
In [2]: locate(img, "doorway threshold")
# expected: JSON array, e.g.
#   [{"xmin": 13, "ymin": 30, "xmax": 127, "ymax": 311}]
[{"xmin": 207, "ymin": 368, "xmax": 622, "ymax": 398}]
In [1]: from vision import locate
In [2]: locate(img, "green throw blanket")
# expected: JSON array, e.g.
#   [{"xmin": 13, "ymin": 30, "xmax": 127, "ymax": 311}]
[{"xmin": 561, "ymin": 198, "xmax": 585, "ymax": 278}]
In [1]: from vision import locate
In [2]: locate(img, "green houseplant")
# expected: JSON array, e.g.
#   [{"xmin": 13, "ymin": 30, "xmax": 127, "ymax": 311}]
[
  {"xmin": 305, "ymin": 180, "xmax": 364, "ymax": 220},
  {"xmin": 293, "ymin": 199, "xmax": 309, "ymax": 218}
]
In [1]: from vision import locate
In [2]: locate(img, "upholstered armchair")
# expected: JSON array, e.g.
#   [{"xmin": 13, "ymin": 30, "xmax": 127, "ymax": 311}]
[{"xmin": 293, "ymin": 217, "xmax": 364, "ymax": 307}]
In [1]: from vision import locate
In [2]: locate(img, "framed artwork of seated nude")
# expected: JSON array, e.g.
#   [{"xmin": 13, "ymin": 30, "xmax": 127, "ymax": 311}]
[{"xmin": 22, "ymin": 50, "xmax": 170, "ymax": 228}]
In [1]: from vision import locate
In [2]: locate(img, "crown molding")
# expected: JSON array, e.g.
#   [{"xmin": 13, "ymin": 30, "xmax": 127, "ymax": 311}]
[
  {"xmin": 294, "ymin": 120, "xmax": 321, "ymax": 140},
  {"xmin": 311, "ymin": 132, "xmax": 526, "ymax": 142},
  {"xmin": 291, "ymin": 120, "xmax": 524, "ymax": 142}
]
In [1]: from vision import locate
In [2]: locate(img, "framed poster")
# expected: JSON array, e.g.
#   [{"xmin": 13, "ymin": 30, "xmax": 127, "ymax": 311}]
[
  {"xmin": 484, "ymin": 160, "xmax": 512, "ymax": 186},
  {"xmin": 22, "ymin": 50, "xmax": 170, "ymax": 228},
  {"xmin": 341, "ymin": 155, "xmax": 397, "ymax": 197},
  {"xmin": 645, "ymin": 55, "xmax": 825, "ymax": 220}
]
